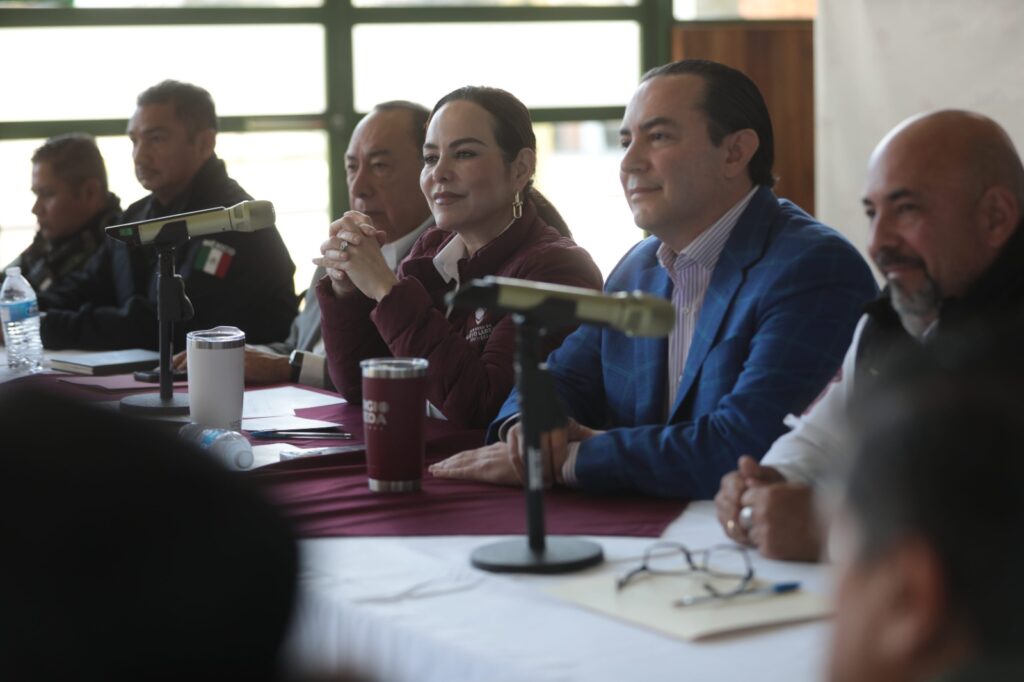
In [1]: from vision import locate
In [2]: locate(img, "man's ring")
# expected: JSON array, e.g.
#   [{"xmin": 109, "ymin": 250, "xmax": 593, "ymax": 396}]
[
  {"xmin": 739, "ymin": 505, "xmax": 754, "ymax": 530},
  {"xmin": 726, "ymin": 519, "xmax": 737, "ymax": 535},
  {"xmin": 339, "ymin": 240, "xmax": 350, "ymax": 252}
]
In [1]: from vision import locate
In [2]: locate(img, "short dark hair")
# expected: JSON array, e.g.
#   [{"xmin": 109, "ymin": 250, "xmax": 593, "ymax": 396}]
[
  {"xmin": 642, "ymin": 59, "xmax": 776, "ymax": 188},
  {"xmin": 31, "ymin": 132, "xmax": 108, "ymax": 192},
  {"xmin": 428, "ymin": 86, "xmax": 571, "ymax": 237},
  {"xmin": 373, "ymin": 100, "xmax": 430, "ymax": 150},
  {"xmin": 136, "ymin": 79, "xmax": 218, "ymax": 136},
  {"xmin": 846, "ymin": 338, "xmax": 1024, "ymax": 655}
]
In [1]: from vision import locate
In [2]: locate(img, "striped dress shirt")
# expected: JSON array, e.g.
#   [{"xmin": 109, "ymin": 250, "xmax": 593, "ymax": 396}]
[
  {"xmin": 560, "ymin": 188, "xmax": 758, "ymax": 485},
  {"xmin": 658, "ymin": 187, "xmax": 757, "ymax": 413}
]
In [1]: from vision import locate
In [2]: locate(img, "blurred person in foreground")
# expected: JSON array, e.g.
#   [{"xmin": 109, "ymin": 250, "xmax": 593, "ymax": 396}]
[
  {"xmin": 175, "ymin": 101, "xmax": 434, "ymax": 389},
  {"xmin": 2, "ymin": 133, "xmax": 121, "ymax": 293},
  {"xmin": 314, "ymin": 85, "xmax": 603, "ymax": 428},
  {"xmin": 828, "ymin": 362, "xmax": 1024, "ymax": 682},
  {"xmin": 430, "ymin": 59, "xmax": 876, "ymax": 496},
  {"xmin": 0, "ymin": 384, "xmax": 297, "ymax": 680},
  {"xmin": 715, "ymin": 109, "xmax": 1024, "ymax": 561},
  {"xmin": 38, "ymin": 79, "xmax": 296, "ymax": 351}
]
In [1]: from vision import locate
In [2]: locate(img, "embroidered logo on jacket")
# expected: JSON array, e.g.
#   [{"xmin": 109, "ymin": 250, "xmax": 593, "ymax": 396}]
[
  {"xmin": 466, "ymin": 324, "xmax": 494, "ymax": 344},
  {"xmin": 193, "ymin": 240, "xmax": 236, "ymax": 278}
]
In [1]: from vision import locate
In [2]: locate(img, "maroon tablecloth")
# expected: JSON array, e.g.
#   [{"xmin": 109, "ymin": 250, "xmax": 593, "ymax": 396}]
[{"xmin": 248, "ymin": 402, "xmax": 687, "ymax": 538}]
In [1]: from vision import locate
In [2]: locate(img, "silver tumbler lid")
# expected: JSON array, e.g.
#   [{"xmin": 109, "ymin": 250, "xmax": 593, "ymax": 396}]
[
  {"xmin": 368, "ymin": 478, "xmax": 421, "ymax": 493},
  {"xmin": 187, "ymin": 326, "xmax": 245, "ymax": 350},
  {"xmin": 360, "ymin": 357, "xmax": 428, "ymax": 379}
]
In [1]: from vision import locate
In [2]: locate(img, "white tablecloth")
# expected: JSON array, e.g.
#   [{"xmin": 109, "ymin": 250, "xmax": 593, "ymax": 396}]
[{"xmin": 285, "ymin": 501, "xmax": 833, "ymax": 682}]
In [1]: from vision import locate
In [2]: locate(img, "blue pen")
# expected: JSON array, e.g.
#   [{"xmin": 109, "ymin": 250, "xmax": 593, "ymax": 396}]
[
  {"xmin": 674, "ymin": 581, "xmax": 801, "ymax": 607},
  {"xmin": 249, "ymin": 427, "xmax": 353, "ymax": 440}
]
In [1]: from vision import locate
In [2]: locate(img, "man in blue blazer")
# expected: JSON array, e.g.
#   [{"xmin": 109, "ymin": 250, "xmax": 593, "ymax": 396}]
[{"xmin": 431, "ymin": 59, "xmax": 877, "ymax": 499}]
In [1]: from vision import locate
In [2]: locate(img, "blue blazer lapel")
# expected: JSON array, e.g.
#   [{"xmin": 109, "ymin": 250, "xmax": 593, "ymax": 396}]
[
  {"xmin": 631, "ymin": 247, "xmax": 673, "ymax": 424},
  {"xmin": 670, "ymin": 188, "xmax": 779, "ymax": 416}
]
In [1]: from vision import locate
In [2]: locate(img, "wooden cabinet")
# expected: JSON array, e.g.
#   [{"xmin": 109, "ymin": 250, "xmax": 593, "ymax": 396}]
[{"xmin": 672, "ymin": 21, "xmax": 815, "ymax": 215}]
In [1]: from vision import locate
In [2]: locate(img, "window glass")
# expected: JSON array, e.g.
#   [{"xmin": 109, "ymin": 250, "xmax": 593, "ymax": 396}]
[
  {"xmin": 0, "ymin": 25, "xmax": 325, "ymax": 122},
  {"xmin": 674, "ymin": 0, "xmax": 815, "ymax": 20},
  {"xmin": 72, "ymin": 1, "xmax": 321, "ymax": 7},
  {"xmin": 534, "ymin": 121, "xmax": 639, "ymax": 278},
  {"xmin": 352, "ymin": 22, "xmax": 640, "ymax": 112},
  {"xmin": 0, "ymin": 131, "xmax": 329, "ymax": 295},
  {"xmin": 355, "ymin": 0, "xmax": 633, "ymax": 6}
]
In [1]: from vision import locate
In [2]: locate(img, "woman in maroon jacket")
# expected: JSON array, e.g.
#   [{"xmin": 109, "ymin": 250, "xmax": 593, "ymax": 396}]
[{"xmin": 314, "ymin": 86, "xmax": 603, "ymax": 428}]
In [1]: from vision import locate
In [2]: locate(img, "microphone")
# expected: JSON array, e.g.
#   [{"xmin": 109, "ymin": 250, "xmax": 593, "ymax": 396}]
[
  {"xmin": 105, "ymin": 200, "xmax": 276, "ymax": 247},
  {"xmin": 448, "ymin": 276, "xmax": 675, "ymax": 337}
]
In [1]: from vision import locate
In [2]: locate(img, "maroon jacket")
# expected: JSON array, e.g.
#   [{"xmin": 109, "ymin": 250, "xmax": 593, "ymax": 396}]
[{"xmin": 317, "ymin": 201, "xmax": 603, "ymax": 428}]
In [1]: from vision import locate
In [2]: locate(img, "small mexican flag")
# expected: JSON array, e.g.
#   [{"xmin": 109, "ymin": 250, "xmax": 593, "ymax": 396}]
[{"xmin": 193, "ymin": 240, "xmax": 236, "ymax": 278}]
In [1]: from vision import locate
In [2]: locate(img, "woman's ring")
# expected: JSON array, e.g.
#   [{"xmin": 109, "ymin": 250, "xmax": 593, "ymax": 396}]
[{"xmin": 339, "ymin": 240, "xmax": 350, "ymax": 252}]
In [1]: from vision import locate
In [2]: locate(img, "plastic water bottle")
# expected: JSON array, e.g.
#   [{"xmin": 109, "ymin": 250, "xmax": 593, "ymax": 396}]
[
  {"xmin": 1, "ymin": 266, "xmax": 43, "ymax": 373},
  {"xmin": 179, "ymin": 423, "xmax": 254, "ymax": 470}
]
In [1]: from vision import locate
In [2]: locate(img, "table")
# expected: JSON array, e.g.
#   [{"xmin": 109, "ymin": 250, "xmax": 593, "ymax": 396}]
[
  {"xmin": 2, "ymin": 354, "xmax": 833, "ymax": 681},
  {"xmin": 284, "ymin": 502, "xmax": 832, "ymax": 682}
]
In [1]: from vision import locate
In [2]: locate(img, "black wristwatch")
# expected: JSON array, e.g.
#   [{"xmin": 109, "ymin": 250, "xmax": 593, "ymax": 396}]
[{"xmin": 288, "ymin": 350, "xmax": 304, "ymax": 383}]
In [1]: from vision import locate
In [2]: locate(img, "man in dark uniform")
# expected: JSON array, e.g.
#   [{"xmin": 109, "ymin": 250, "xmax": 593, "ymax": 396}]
[
  {"xmin": 39, "ymin": 80, "xmax": 296, "ymax": 351},
  {"xmin": 3, "ymin": 133, "xmax": 121, "ymax": 293}
]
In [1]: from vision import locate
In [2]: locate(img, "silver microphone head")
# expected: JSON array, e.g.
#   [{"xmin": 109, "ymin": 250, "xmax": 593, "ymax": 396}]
[
  {"xmin": 231, "ymin": 200, "xmax": 276, "ymax": 231},
  {"xmin": 615, "ymin": 291, "xmax": 676, "ymax": 337}
]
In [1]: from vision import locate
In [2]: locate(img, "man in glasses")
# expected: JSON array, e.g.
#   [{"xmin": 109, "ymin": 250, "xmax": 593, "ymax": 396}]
[
  {"xmin": 715, "ymin": 110, "xmax": 1024, "ymax": 561},
  {"xmin": 431, "ymin": 59, "xmax": 876, "ymax": 497},
  {"xmin": 828, "ymin": 365, "xmax": 1024, "ymax": 682}
]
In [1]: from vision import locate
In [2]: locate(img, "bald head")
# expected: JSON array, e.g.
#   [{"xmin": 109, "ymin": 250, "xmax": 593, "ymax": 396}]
[
  {"xmin": 864, "ymin": 110, "xmax": 1023, "ymax": 336},
  {"xmin": 871, "ymin": 110, "xmax": 1024, "ymax": 211}
]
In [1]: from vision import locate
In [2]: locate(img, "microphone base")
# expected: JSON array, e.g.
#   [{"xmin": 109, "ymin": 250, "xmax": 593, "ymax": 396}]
[
  {"xmin": 470, "ymin": 537, "xmax": 603, "ymax": 574},
  {"xmin": 119, "ymin": 391, "xmax": 191, "ymax": 416}
]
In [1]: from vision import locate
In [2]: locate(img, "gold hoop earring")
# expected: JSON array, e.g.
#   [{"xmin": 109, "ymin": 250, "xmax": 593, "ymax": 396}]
[{"xmin": 512, "ymin": 191, "xmax": 523, "ymax": 220}]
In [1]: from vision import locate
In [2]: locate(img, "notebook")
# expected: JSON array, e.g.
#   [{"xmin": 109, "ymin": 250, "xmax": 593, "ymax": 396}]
[
  {"xmin": 545, "ymin": 572, "xmax": 831, "ymax": 641},
  {"xmin": 49, "ymin": 349, "xmax": 160, "ymax": 376}
]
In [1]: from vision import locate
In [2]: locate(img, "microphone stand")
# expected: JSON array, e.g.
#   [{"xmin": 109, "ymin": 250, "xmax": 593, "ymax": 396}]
[
  {"xmin": 120, "ymin": 237, "xmax": 193, "ymax": 416},
  {"xmin": 469, "ymin": 315, "xmax": 603, "ymax": 574}
]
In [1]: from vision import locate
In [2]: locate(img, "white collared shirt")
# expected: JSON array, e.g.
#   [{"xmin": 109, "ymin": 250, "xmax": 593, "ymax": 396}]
[{"xmin": 431, "ymin": 233, "xmax": 470, "ymax": 287}]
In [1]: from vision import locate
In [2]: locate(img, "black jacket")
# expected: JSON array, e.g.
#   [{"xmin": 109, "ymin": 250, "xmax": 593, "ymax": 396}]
[
  {"xmin": 856, "ymin": 221, "xmax": 1024, "ymax": 384},
  {"xmin": 3, "ymin": 194, "xmax": 122, "ymax": 294},
  {"xmin": 40, "ymin": 157, "xmax": 297, "ymax": 351}
]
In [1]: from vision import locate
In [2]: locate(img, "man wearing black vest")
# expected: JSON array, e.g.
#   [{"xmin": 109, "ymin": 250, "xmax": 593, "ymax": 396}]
[
  {"xmin": 715, "ymin": 110, "xmax": 1024, "ymax": 560},
  {"xmin": 39, "ymin": 80, "xmax": 296, "ymax": 351}
]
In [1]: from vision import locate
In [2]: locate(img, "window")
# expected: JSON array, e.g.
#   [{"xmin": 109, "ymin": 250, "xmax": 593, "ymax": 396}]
[
  {"xmin": 0, "ymin": 131, "xmax": 330, "ymax": 290},
  {"xmin": 353, "ymin": 22, "xmax": 639, "ymax": 112},
  {"xmin": 0, "ymin": 25, "xmax": 325, "ymax": 122},
  {"xmin": 0, "ymin": 2, "xmax": 664, "ymax": 286}
]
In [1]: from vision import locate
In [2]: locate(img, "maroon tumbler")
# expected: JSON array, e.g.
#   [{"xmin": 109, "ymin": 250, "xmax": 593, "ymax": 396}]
[{"xmin": 360, "ymin": 357, "xmax": 429, "ymax": 492}]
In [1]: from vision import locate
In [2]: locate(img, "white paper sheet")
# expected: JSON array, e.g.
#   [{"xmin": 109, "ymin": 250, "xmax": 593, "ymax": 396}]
[
  {"xmin": 241, "ymin": 415, "xmax": 343, "ymax": 432},
  {"xmin": 242, "ymin": 386, "xmax": 346, "ymax": 419}
]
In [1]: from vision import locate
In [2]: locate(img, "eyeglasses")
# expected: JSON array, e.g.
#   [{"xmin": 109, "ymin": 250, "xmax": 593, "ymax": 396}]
[{"xmin": 616, "ymin": 542, "xmax": 755, "ymax": 604}]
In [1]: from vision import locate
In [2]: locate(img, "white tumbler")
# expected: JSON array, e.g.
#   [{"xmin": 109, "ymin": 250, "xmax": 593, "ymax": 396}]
[{"xmin": 187, "ymin": 326, "xmax": 245, "ymax": 430}]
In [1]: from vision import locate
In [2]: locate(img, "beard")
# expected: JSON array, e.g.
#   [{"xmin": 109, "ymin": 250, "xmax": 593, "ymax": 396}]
[
  {"xmin": 890, "ymin": 277, "xmax": 942, "ymax": 337},
  {"xmin": 875, "ymin": 249, "xmax": 943, "ymax": 338}
]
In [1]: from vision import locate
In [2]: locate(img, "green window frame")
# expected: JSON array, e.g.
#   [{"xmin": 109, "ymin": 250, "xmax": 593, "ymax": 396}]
[{"xmin": 0, "ymin": 1, "xmax": 672, "ymax": 217}]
